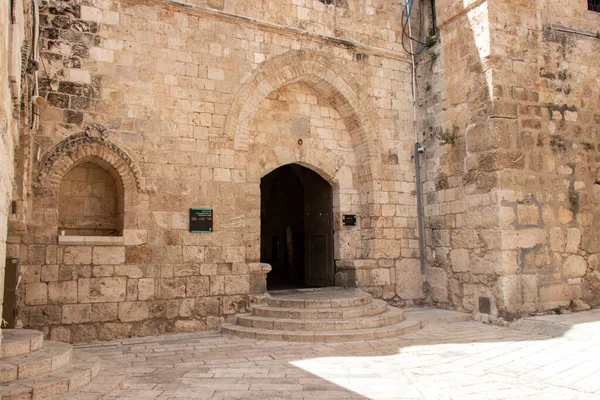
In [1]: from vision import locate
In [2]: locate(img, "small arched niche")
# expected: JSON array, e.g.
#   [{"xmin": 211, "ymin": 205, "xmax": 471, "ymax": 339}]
[{"xmin": 58, "ymin": 157, "xmax": 124, "ymax": 236}]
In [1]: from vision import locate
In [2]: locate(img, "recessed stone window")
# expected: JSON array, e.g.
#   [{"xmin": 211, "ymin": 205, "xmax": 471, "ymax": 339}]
[
  {"xmin": 318, "ymin": 0, "xmax": 346, "ymax": 7},
  {"xmin": 589, "ymin": 0, "xmax": 600, "ymax": 12},
  {"xmin": 58, "ymin": 160, "xmax": 123, "ymax": 236}
]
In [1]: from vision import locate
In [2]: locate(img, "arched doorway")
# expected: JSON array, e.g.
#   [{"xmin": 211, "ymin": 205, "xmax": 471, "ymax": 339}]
[{"xmin": 261, "ymin": 164, "xmax": 334, "ymax": 290}]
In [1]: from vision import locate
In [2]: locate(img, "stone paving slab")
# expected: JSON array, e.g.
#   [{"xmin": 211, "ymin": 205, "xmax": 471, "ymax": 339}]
[{"xmin": 72, "ymin": 309, "xmax": 600, "ymax": 400}]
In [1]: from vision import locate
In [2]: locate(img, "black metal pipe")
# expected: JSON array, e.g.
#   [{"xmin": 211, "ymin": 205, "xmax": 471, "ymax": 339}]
[{"xmin": 415, "ymin": 143, "xmax": 425, "ymax": 273}]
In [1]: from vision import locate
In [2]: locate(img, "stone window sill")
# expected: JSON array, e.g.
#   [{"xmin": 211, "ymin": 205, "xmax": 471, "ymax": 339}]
[{"xmin": 58, "ymin": 236, "xmax": 124, "ymax": 246}]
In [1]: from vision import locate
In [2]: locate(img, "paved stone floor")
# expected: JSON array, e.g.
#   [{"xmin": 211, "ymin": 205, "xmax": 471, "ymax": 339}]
[{"xmin": 76, "ymin": 309, "xmax": 600, "ymax": 400}]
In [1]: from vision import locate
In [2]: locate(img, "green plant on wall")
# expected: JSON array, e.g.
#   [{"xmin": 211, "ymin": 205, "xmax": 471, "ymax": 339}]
[{"xmin": 439, "ymin": 125, "xmax": 459, "ymax": 146}]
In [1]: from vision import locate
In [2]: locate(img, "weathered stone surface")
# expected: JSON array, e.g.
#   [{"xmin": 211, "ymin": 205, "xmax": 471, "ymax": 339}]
[
  {"xmin": 62, "ymin": 304, "xmax": 93, "ymax": 324},
  {"xmin": 93, "ymin": 246, "xmax": 125, "ymax": 264},
  {"xmin": 78, "ymin": 277, "xmax": 127, "ymax": 303},
  {"xmin": 6, "ymin": 0, "xmax": 598, "ymax": 342},
  {"xmin": 62, "ymin": 246, "xmax": 92, "ymax": 264},
  {"xmin": 48, "ymin": 281, "xmax": 78, "ymax": 304},
  {"xmin": 118, "ymin": 302, "xmax": 150, "ymax": 322},
  {"xmin": 565, "ymin": 228, "xmax": 581, "ymax": 254},
  {"xmin": 563, "ymin": 255, "xmax": 587, "ymax": 278},
  {"xmin": 173, "ymin": 319, "xmax": 205, "ymax": 332},
  {"xmin": 450, "ymin": 249, "xmax": 470, "ymax": 272},
  {"xmin": 396, "ymin": 258, "xmax": 425, "ymax": 299}
]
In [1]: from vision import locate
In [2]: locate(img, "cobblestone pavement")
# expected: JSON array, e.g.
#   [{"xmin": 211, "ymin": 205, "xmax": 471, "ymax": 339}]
[{"xmin": 77, "ymin": 310, "xmax": 600, "ymax": 400}]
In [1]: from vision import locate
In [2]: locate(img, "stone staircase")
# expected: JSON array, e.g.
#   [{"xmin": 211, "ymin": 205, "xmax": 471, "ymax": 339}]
[
  {"xmin": 222, "ymin": 287, "xmax": 472, "ymax": 342},
  {"xmin": 0, "ymin": 329, "xmax": 125, "ymax": 400}
]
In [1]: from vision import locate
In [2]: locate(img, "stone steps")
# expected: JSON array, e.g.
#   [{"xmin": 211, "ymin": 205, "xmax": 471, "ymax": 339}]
[
  {"xmin": 0, "ymin": 353, "xmax": 100, "ymax": 400},
  {"xmin": 222, "ymin": 288, "xmax": 473, "ymax": 343},
  {"xmin": 237, "ymin": 307, "xmax": 404, "ymax": 331},
  {"xmin": 222, "ymin": 318, "xmax": 421, "ymax": 342},
  {"xmin": 222, "ymin": 287, "xmax": 420, "ymax": 342},
  {"xmin": 266, "ymin": 288, "xmax": 372, "ymax": 308},
  {"xmin": 0, "ymin": 342, "xmax": 73, "ymax": 383},
  {"xmin": 0, "ymin": 329, "xmax": 125, "ymax": 400},
  {"xmin": 1, "ymin": 330, "xmax": 44, "ymax": 358},
  {"xmin": 252, "ymin": 299, "xmax": 389, "ymax": 319},
  {"xmin": 55, "ymin": 370, "xmax": 128, "ymax": 400}
]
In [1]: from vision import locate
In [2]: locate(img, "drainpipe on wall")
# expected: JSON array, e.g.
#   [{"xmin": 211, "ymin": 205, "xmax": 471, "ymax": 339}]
[{"xmin": 404, "ymin": 1, "xmax": 426, "ymax": 273}]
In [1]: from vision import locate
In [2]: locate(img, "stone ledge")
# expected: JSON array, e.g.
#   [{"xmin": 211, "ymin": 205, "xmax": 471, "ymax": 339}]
[
  {"xmin": 58, "ymin": 236, "xmax": 124, "ymax": 246},
  {"xmin": 248, "ymin": 262, "xmax": 272, "ymax": 274}
]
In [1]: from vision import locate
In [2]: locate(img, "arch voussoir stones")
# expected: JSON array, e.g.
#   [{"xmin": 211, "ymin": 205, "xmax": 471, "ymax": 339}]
[
  {"xmin": 36, "ymin": 124, "xmax": 147, "ymax": 197},
  {"xmin": 224, "ymin": 49, "xmax": 382, "ymax": 166}
]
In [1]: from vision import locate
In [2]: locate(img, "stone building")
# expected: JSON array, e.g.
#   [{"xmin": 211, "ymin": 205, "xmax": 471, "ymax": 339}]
[{"xmin": 0, "ymin": 0, "xmax": 598, "ymax": 342}]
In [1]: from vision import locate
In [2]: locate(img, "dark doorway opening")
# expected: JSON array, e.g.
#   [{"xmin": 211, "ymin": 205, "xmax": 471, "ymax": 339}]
[{"xmin": 260, "ymin": 164, "xmax": 334, "ymax": 291}]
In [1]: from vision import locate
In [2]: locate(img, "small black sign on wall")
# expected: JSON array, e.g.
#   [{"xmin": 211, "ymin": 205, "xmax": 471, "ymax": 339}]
[
  {"xmin": 343, "ymin": 214, "xmax": 357, "ymax": 227},
  {"xmin": 190, "ymin": 208, "xmax": 213, "ymax": 232}
]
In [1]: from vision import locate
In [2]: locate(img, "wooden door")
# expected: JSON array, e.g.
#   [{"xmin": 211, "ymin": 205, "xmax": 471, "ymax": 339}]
[{"xmin": 303, "ymin": 171, "xmax": 334, "ymax": 287}]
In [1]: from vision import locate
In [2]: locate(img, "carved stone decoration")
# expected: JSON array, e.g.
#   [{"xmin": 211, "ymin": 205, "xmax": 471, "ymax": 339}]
[{"xmin": 35, "ymin": 124, "xmax": 151, "ymax": 195}]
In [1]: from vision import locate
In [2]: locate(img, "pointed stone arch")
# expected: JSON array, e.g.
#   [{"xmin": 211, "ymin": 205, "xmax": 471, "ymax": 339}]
[
  {"xmin": 224, "ymin": 50, "xmax": 381, "ymax": 166},
  {"xmin": 36, "ymin": 125, "xmax": 146, "ymax": 199}
]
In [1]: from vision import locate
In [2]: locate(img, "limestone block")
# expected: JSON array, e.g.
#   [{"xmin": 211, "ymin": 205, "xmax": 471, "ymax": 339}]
[
  {"xmin": 183, "ymin": 246, "xmax": 205, "ymax": 263},
  {"xmin": 123, "ymin": 229, "xmax": 148, "ymax": 245},
  {"xmin": 223, "ymin": 295, "xmax": 248, "ymax": 315},
  {"xmin": 78, "ymin": 277, "xmax": 127, "ymax": 303},
  {"xmin": 519, "ymin": 246, "xmax": 550, "ymax": 272},
  {"xmin": 395, "ymin": 258, "xmax": 424, "ymax": 300},
  {"xmin": 21, "ymin": 265, "xmax": 41, "ymax": 284},
  {"xmin": 41, "ymin": 265, "xmax": 59, "ymax": 282},
  {"xmin": 549, "ymin": 227, "xmax": 565, "ymax": 252},
  {"xmin": 194, "ymin": 296, "xmax": 220, "ymax": 317},
  {"xmin": 224, "ymin": 275, "xmax": 250, "ymax": 295},
  {"xmin": 563, "ymin": 255, "xmax": 587, "ymax": 278},
  {"xmin": 62, "ymin": 246, "xmax": 92, "ymax": 264},
  {"xmin": 62, "ymin": 304, "xmax": 92, "ymax": 324},
  {"xmin": 25, "ymin": 283, "xmax": 48, "ymax": 305},
  {"xmin": 187, "ymin": 276, "xmax": 210, "ymax": 296},
  {"xmin": 126, "ymin": 245, "xmax": 152, "ymax": 264},
  {"xmin": 426, "ymin": 267, "xmax": 448, "ymax": 302},
  {"xmin": 222, "ymin": 246, "xmax": 245, "ymax": 262},
  {"xmin": 450, "ymin": 249, "xmax": 470, "ymax": 272},
  {"xmin": 501, "ymin": 229, "xmax": 546, "ymax": 250},
  {"xmin": 499, "ymin": 207, "xmax": 515, "ymax": 227},
  {"xmin": 539, "ymin": 284, "xmax": 571, "ymax": 307},
  {"xmin": 48, "ymin": 281, "xmax": 78, "ymax": 304},
  {"xmin": 565, "ymin": 228, "xmax": 581, "ymax": 253},
  {"xmin": 118, "ymin": 302, "xmax": 150, "ymax": 322},
  {"xmin": 49, "ymin": 326, "xmax": 71, "ymax": 342},
  {"xmin": 99, "ymin": 323, "xmax": 132, "ymax": 341},
  {"xmin": 558, "ymin": 207, "xmax": 573, "ymax": 224},
  {"xmin": 72, "ymin": 325, "xmax": 98, "ymax": 342},
  {"xmin": 451, "ymin": 230, "xmax": 478, "ymax": 249},
  {"xmin": 92, "ymin": 303, "xmax": 118, "ymax": 322},
  {"xmin": 115, "ymin": 265, "xmax": 143, "ymax": 278},
  {"xmin": 180, "ymin": 298, "xmax": 194, "ymax": 317},
  {"xmin": 517, "ymin": 204, "xmax": 539, "ymax": 226},
  {"xmin": 93, "ymin": 246, "xmax": 125, "ymax": 264},
  {"xmin": 369, "ymin": 268, "xmax": 392, "ymax": 286},
  {"xmin": 588, "ymin": 254, "xmax": 600, "ymax": 270},
  {"xmin": 495, "ymin": 250, "xmax": 519, "ymax": 275},
  {"xmin": 173, "ymin": 319, "xmax": 205, "ymax": 332},
  {"xmin": 138, "ymin": 278, "xmax": 155, "ymax": 300},
  {"xmin": 157, "ymin": 278, "xmax": 186, "ymax": 299},
  {"xmin": 22, "ymin": 305, "xmax": 61, "ymax": 326},
  {"xmin": 497, "ymin": 276, "xmax": 525, "ymax": 312}
]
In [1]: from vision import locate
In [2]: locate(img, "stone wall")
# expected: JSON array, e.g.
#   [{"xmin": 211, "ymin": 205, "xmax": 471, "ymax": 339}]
[
  {"xmin": 421, "ymin": 0, "xmax": 600, "ymax": 320},
  {"xmin": 2, "ymin": 0, "xmax": 31, "ymax": 340},
  {"xmin": 15, "ymin": 0, "xmax": 427, "ymax": 341},
  {"xmin": 58, "ymin": 161, "xmax": 122, "ymax": 236}
]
